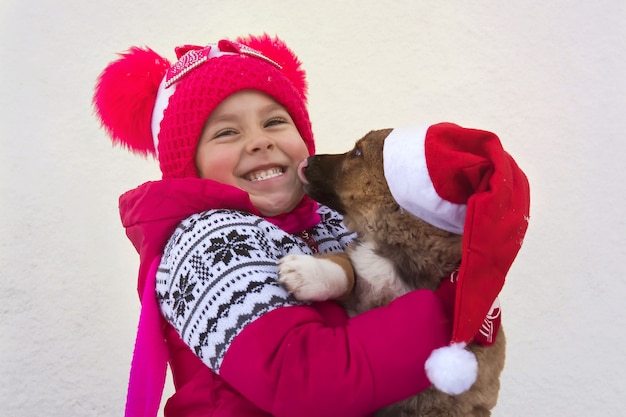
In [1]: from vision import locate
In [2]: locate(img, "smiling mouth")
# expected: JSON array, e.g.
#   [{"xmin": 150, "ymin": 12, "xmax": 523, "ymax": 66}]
[{"xmin": 245, "ymin": 167, "xmax": 285, "ymax": 182}]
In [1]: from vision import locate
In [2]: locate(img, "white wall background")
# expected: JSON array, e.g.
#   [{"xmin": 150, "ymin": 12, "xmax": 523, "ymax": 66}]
[{"xmin": 1, "ymin": 1, "xmax": 625, "ymax": 416}]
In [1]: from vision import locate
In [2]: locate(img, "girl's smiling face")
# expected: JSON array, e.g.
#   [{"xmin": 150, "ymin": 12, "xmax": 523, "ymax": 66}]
[{"xmin": 196, "ymin": 90, "xmax": 310, "ymax": 217}]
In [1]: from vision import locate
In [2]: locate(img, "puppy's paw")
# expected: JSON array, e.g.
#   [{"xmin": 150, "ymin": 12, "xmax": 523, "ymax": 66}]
[{"xmin": 278, "ymin": 254, "xmax": 350, "ymax": 302}]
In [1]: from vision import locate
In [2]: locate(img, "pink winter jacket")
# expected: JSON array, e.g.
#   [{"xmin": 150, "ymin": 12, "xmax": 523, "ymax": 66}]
[{"xmin": 119, "ymin": 177, "xmax": 450, "ymax": 417}]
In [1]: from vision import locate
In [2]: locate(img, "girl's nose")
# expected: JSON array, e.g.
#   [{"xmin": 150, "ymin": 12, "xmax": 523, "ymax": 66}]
[{"xmin": 245, "ymin": 131, "xmax": 275, "ymax": 153}]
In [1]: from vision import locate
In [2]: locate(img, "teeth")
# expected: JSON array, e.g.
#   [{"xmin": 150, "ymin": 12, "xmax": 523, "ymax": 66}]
[{"xmin": 247, "ymin": 167, "xmax": 284, "ymax": 181}]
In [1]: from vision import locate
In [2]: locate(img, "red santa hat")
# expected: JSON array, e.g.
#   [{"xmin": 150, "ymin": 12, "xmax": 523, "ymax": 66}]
[
  {"xmin": 383, "ymin": 123, "xmax": 530, "ymax": 395},
  {"xmin": 93, "ymin": 34, "xmax": 313, "ymax": 178}
]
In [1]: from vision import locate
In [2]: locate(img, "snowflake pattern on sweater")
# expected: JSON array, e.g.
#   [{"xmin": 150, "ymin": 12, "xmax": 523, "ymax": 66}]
[{"xmin": 156, "ymin": 205, "xmax": 354, "ymax": 372}]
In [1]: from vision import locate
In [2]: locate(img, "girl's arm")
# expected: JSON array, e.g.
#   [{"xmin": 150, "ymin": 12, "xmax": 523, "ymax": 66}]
[{"xmin": 220, "ymin": 291, "xmax": 448, "ymax": 417}]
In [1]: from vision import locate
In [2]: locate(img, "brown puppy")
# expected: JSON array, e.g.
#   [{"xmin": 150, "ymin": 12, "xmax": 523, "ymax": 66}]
[{"xmin": 279, "ymin": 129, "xmax": 505, "ymax": 417}]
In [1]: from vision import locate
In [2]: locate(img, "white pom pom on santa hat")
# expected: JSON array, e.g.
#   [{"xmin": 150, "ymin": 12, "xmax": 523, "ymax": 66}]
[
  {"xmin": 383, "ymin": 123, "xmax": 530, "ymax": 395},
  {"xmin": 424, "ymin": 343, "xmax": 477, "ymax": 395}
]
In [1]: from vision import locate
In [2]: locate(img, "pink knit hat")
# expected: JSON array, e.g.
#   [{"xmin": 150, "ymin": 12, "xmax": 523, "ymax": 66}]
[{"xmin": 93, "ymin": 34, "xmax": 314, "ymax": 178}]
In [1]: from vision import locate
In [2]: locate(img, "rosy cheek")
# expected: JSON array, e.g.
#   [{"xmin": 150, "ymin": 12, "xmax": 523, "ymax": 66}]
[
  {"xmin": 294, "ymin": 142, "xmax": 311, "ymax": 160},
  {"xmin": 198, "ymin": 155, "xmax": 238, "ymax": 185}
]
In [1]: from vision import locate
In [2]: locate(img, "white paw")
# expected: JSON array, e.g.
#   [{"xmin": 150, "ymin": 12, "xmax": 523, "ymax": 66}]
[{"xmin": 278, "ymin": 254, "xmax": 349, "ymax": 302}]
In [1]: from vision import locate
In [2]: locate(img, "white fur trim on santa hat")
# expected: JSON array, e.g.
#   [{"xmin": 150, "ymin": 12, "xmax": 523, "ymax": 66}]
[
  {"xmin": 425, "ymin": 342, "xmax": 478, "ymax": 395},
  {"xmin": 383, "ymin": 126, "xmax": 466, "ymax": 235}
]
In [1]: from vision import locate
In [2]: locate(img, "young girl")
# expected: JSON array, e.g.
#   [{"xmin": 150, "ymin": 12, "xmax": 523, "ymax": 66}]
[{"xmin": 94, "ymin": 34, "xmax": 453, "ymax": 417}]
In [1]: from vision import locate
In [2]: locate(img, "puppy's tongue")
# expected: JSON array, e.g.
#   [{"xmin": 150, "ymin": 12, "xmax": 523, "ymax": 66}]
[{"xmin": 297, "ymin": 158, "xmax": 310, "ymax": 185}]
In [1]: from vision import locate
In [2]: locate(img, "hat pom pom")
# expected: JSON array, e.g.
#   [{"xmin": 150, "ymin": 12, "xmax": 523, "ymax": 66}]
[
  {"xmin": 425, "ymin": 343, "xmax": 478, "ymax": 395},
  {"xmin": 93, "ymin": 47, "xmax": 170, "ymax": 155},
  {"xmin": 236, "ymin": 34, "xmax": 307, "ymax": 102}
]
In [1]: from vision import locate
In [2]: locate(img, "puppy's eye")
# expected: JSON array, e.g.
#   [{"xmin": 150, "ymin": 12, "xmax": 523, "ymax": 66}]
[{"xmin": 349, "ymin": 147, "xmax": 362, "ymax": 158}]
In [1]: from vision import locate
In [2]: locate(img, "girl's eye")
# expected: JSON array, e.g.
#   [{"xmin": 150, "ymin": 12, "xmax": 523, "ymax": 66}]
[
  {"xmin": 265, "ymin": 117, "xmax": 286, "ymax": 127},
  {"xmin": 214, "ymin": 129, "xmax": 237, "ymax": 139}
]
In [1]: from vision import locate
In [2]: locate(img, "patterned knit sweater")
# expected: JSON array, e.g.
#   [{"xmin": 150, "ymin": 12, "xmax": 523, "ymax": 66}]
[
  {"xmin": 119, "ymin": 177, "xmax": 450, "ymax": 417},
  {"xmin": 156, "ymin": 205, "xmax": 354, "ymax": 373}
]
